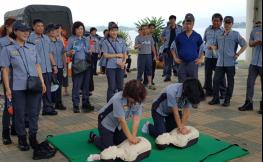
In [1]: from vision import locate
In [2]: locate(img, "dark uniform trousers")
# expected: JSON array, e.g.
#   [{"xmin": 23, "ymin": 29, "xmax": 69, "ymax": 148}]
[
  {"xmin": 213, "ymin": 66, "xmax": 235, "ymax": 100},
  {"xmin": 12, "ymin": 90, "xmax": 41, "ymax": 136},
  {"xmin": 246, "ymin": 65, "xmax": 262, "ymax": 102},
  {"xmin": 204, "ymin": 58, "xmax": 227, "ymax": 96}
]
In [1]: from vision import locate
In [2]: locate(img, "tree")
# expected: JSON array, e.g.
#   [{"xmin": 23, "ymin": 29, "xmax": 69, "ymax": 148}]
[
  {"xmin": 135, "ymin": 16, "xmax": 165, "ymax": 41},
  {"xmin": 118, "ymin": 30, "xmax": 132, "ymax": 50}
]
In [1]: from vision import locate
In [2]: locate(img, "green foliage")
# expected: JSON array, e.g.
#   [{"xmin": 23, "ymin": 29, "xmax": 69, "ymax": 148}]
[
  {"xmin": 118, "ymin": 30, "xmax": 132, "ymax": 49},
  {"xmin": 134, "ymin": 16, "xmax": 165, "ymax": 41}
]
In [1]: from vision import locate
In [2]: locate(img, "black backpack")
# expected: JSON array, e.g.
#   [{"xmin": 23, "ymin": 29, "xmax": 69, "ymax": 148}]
[{"xmin": 33, "ymin": 135, "xmax": 57, "ymax": 160}]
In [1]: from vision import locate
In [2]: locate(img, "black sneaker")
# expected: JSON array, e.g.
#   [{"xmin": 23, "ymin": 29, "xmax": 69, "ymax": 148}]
[
  {"xmin": 29, "ymin": 133, "xmax": 39, "ymax": 149},
  {"xmin": 238, "ymin": 101, "xmax": 253, "ymax": 111},
  {"xmin": 164, "ymin": 77, "xmax": 171, "ymax": 82},
  {"xmin": 222, "ymin": 98, "xmax": 231, "ymax": 107},
  {"xmin": 18, "ymin": 135, "xmax": 30, "ymax": 151},
  {"xmin": 42, "ymin": 110, "xmax": 58, "ymax": 116},
  {"xmin": 88, "ymin": 132, "xmax": 96, "ymax": 143},
  {"xmin": 73, "ymin": 106, "xmax": 80, "ymax": 113},
  {"xmin": 208, "ymin": 98, "xmax": 220, "ymax": 105},
  {"xmin": 2, "ymin": 128, "xmax": 12, "ymax": 145}
]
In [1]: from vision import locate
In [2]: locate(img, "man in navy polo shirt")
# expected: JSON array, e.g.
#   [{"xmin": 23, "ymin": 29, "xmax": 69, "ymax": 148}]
[{"xmin": 172, "ymin": 13, "xmax": 203, "ymax": 83}]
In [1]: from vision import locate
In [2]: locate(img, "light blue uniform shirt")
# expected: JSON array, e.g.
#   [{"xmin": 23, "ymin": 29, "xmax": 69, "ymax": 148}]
[
  {"xmin": 0, "ymin": 42, "xmax": 40, "ymax": 91},
  {"xmin": 0, "ymin": 36, "xmax": 13, "ymax": 81},
  {"xmin": 135, "ymin": 35, "xmax": 154, "ymax": 54},
  {"xmin": 28, "ymin": 32, "xmax": 52, "ymax": 73},
  {"xmin": 101, "ymin": 37, "xmax": 127, "ymax": 69},
  {"xmin": 50, "ymin": 38, "xmax": 65, "ymax": 68},
  {"xmin": 161, "ymin": 25, "xmax": 183, "ymax": 49},
  {"xmin": 99, "ymin": 92, "xmax": 143, "ymax": 132},
  {"xmin": 203, "ymin": 26, "xmax": 224, "ymax": 58},
  {"xmin": 66, "ymin": 36, "xmax": 90, "ymax": 63},
  {"xmin": 99, "ymin": 37, "xmax": 107, "ymax": 67},
  {"xmin": 216, "ymin": 30, "xmax": 247, "ymax": 67},
  {"xmin": 155, "ymin": 83, "xmax": 192, "ymax": 116},
  {"xmin": 250, "ymin": 26, "xmax": 262, "ymax": 67}
]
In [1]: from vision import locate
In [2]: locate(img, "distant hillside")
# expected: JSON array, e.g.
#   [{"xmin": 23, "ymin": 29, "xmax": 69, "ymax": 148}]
[
  {"xmin": 233, "ymin": 22, "xmax": 246, "ymax": 28},
  {"xmin": 86, "ymin": 26, "xmax": 136, "ymax": 32}
]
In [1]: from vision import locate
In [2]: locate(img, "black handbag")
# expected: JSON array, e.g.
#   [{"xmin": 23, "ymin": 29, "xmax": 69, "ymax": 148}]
[
  {"xmin": 72, "ymin": 59, "xmax": 91, "ymax": 75},
  {"xmin": 18, "ymin": 49, "xmax": 42, "ymax": 93}
]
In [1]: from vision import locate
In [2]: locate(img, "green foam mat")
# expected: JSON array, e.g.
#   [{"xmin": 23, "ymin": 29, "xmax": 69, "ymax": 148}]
[{"xmin": 48, "ymin": 119, "xmax": 249, "ymax": 162}]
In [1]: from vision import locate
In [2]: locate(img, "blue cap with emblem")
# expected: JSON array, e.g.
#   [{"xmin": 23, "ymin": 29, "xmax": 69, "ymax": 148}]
[{"xmin": 12, "ymin": 21, "xmax": 31, "ymax": 32}]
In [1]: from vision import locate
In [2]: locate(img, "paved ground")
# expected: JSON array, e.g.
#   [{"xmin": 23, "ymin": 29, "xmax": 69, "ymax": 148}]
[{"xmin": 0, "ymin": 64, "xmax": 262, "ymax": 162}]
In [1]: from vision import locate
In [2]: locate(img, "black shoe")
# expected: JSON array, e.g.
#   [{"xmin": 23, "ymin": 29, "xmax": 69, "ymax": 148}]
[
  {"xmin": 124, "ymin": 74, "xmax": 127, "ymax": 78},
  {"xmin": 238, "ymin": 101, "xmax": 253, "ymax": 111},
  {"xmin": 29, "ymin": 133, "xmax": 39, "ymax": 149},
  {"xmin": 55, "ymin": 104, "xmax": 66, "ymax": 110},
  {"xmin": 208, "ymin": 98, "xmax": 220, "ymax": 105},
  {"xmin": 2, "ymin": 128, "xmax": 12, "ymax": 145},
  {"xmin": 88, "ymin": 132, "xmax": 96, "ymax": 143},
  {"xmin": 11, "ymin": 126, "xmax": 17, "ymax": 136},
  {"xmin": 73, "ymin": 106, "xmax": 80, "ymax": 113},
  {"xmin": 18, "ymin": 135, "xmax": 30, "ymax": 151},
  {"xmin": 164, "ymin": 77, "xmax": 171, "ymax": 82},
  {"xmin": 42, "ymin": 110, "xmax": 58, "ymax": 116},
  {"xmin": 222, "ymin": 98, "xmax": 231, "ymax": 107},
  {"xmin": 89, "ymin": 93, "xmax": 93, "ymax": 96}
]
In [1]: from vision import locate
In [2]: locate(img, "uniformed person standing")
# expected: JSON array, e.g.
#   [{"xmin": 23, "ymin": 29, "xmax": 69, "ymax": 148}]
[
  {"xmin": 161, "ymin": 15, "xmax": 183, "ymax": 82},
  {"xmin": 209, "ymin": 16, "xmax": 247, "ymax": 106},
  {"xmin": 238, "ymin": 21, "xmax": 262, "ymax": 113},
  {"xmin": 101, "ymin": 22, "xmax": 127, "ymax": 102},
  {"xmin": 28, "ymin": 19, "xmax": 58, "ymax": 116},
  {"xmin": 87, "ymin": 27, "xmax": 100, "ymax": 75},
  {"xmin": 0, "ymin": 17, "xmax": 16, "ymax": 145},
  {"xmin": 141, "ymin": 79, "xmax": 205, "ymax": 137},
  {"xmin": 172, "ymin": 13, "xmax": 203, "ymax": 83},
  {"xmin": 66, "ymin": 21, "xmax": 94, "ymax": 113},
  {"xmin": 143, "ymin": 23, "xmax": 158, "ymax": 86},
  {"xmin": 203, "ymin": 13, "xmax": 226, "ymax": 97},
  {"xmin": 46, "ymin": 24, "xmax": 67, "ymax": 110},
  {"xmin": 0, "ymin": 21, "xmax": 46, "ymax": 151},
  {"xmin": 89, "ymin": 80, "xmax": 147, "ymax": 150},
  {"xmin": 98, "ymin": 29, "xmax": 109, "ymax": 75},
  {"xmin": 135, "ymin": 24, "xmax": 157, "ymax": 90}
]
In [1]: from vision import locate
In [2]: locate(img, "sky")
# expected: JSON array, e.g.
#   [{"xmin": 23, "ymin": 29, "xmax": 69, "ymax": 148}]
[{"xmin": 0, "ymin": 0, "xmax": 247, "ymax": 27}]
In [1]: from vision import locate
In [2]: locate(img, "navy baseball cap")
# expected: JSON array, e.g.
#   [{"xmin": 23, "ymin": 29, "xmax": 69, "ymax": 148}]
[
  {"xmin": 13, "ymin": 21, "xmax": 31, "ymax": 32},
  {"xmin": 184, "ymin": 13, "xmax": 195, "ymax": 22},
  {"xmin": 108, "ymin": 22, "xmax": 118, "ymax": 30},
  {"xmin": 224, "ymin": 16, "xmax": 234, "ymax": 23},
  {"xmin": 46, "ymin": 24, "xmax": 59, "ymax": 33}
]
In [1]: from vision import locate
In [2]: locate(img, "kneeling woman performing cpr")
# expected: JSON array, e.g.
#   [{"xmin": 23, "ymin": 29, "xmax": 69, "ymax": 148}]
[
  {"xmin": 89, "ymin": 80, "xmax": 147, "ymax": 150},
  {"xmin": 142, "ymin": 79, "xmax": 205, "ymax": 137}
]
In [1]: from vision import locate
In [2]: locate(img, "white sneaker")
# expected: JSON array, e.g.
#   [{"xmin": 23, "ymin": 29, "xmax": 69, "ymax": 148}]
[{"xmin": 141, "ymin": 121, "xmax": 150, "ymax": 134}]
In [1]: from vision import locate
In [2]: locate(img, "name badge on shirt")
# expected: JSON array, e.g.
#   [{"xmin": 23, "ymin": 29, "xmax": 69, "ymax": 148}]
[{"xmin": 10, "ymin": 50, "xmax": 20, "ymax": 56}]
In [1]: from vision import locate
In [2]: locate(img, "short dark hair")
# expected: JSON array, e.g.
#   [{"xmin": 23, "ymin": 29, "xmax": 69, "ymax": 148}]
[
  {"xmin": 90, "ymin": 27, "xmax": 97, "ymax": 33},
  {"xmin": 140, "ymin": 24, "xmax": 148, "ymax": 29},
  {"xmin": 212, "ymin": 13, "xmax": 223, "ymax": 21},
  {"xmin": 103, "ymin": 29, "xmax": 108, "ymax": 34},
  {"xmin": 148, "ymin": 23, "xmax": 156, "ymax": 28},
  {"xmin": 169, "ymin": 15, "xmax": 177, "ymax": 20},
  {"xmin": 123, "ymin": 80, "xmax": 147, "ymax": 104},
  {"xmin": 33, "ymin": 19, "xmax": 44, "ymax": 26},
  {"xmin": 72, "ymin": 21, "xmax": 85, "ymax": 36},
  {"xmin": 182, "ymin": 79, "xmax": 205, "ymax": 105}
]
